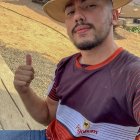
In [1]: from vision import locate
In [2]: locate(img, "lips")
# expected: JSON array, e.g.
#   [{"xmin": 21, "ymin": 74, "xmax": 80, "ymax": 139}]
[{"xmin": 74, "ymin": 25, "xmax": 91, "ymax": 34}]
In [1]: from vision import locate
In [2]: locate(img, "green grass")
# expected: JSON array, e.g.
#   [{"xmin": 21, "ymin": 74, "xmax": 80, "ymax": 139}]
[{"xmin": 124, "ymin": 26, "xmax": 140, "ymax": 34}]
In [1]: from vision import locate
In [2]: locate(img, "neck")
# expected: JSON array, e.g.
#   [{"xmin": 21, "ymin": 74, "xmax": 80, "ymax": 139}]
[{"xmin": 79, "ymin": 31, "xmax": 119, "ymax": 65}]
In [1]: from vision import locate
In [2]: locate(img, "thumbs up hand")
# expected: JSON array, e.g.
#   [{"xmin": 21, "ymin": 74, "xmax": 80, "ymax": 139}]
[{"xmin": 14, "ymin": 54, "xmax": 35, "ymax": 94}]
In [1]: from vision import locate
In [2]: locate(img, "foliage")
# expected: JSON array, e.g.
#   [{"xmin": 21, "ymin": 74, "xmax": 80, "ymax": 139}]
[{"xmin": 124, "ymin": 26, "xmax": 140, "ymax": 34}]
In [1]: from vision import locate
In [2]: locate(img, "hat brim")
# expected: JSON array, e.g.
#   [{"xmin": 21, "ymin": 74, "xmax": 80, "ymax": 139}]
[{"xmin": 43, "ymin": 0, "xmax": 132, "ymax": 23}]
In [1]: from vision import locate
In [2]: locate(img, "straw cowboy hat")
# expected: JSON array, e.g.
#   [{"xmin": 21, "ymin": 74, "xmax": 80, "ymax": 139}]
[{"xmin": 43, "ymin": 0, "xmax": 132, "ymax": 23}]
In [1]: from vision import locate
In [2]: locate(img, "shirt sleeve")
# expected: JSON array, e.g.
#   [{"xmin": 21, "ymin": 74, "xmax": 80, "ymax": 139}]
[
  {"xmin": 133, "ymin": 71, "xmax": 140, "ymax": 125},
  {"xmin": 47, "ymin": 58, "xmax": 65, "ymax": 101},
  {"xmin": 126, "ymin": 61, "xmax": 140, "ymax": 126},
  {"xmin": 48, "ymin": 80, "xmax": 59, "ymax": 101}
]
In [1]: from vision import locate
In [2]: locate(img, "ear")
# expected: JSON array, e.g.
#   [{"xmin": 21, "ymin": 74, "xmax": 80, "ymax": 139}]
[{"xmin": 111, "ymin": 9, "xmax": 119, "ymax": 26}]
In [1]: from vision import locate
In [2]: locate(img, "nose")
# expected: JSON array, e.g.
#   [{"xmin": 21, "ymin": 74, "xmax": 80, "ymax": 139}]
[{"xmin": 73, "ymin": 8, "xmax": 86, "ymax": 23}]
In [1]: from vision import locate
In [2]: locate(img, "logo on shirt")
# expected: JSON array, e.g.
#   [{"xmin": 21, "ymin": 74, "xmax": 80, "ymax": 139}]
[
  {"xmin": 83, "ymin": 120, "xmax": 90, "ymax": 129},
  {"xmin": 76, "ymin": 120, "xmax": 98, "ymax": 135}
]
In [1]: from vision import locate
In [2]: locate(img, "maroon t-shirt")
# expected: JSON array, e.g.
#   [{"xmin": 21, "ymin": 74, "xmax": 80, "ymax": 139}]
[{"xmin": 47, "ymin": 48, "xmax": 140, "ymax": 139}]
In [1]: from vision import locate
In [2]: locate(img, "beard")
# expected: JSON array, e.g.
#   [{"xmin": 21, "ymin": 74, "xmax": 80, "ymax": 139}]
[{"xmin": 71, "ymin": 20, "xmax": 111, "ymax": 51}]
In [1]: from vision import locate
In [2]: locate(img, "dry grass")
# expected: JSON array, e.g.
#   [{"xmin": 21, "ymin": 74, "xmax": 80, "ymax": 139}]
[
  {"xmin": 115, "ymin": 27, "xmax": 140, "ymax": 56},
  {"xmin": 0, "ymin": 5, "xmax": 76, "ymax": 64}
]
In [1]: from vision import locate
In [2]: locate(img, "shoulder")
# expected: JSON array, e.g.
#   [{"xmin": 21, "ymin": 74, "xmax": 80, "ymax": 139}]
[
  {"xmin": 126, "ymin": 53, "xmax": 140, "ymax": 74},
  {"xmin": 121, "ymin": 51, "xmax": 140, "ymax": 84},
  {"xmin": 56, "ymin": 53, "xmax": 79, "ymax": 69},
  {"xmin": 119, "ymin": 50, "xmax": 140, "ymax": 73},
  {"xmin": 53, "ymin": 53, "xmax": 79, "ymax": 85}
]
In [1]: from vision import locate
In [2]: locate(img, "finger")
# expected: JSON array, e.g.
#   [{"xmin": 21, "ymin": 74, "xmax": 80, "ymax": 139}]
[
  {"xmin": 26, "ymin": 54, "xmax": 32, "ymax": 65},
  {"xmin": 14, "ymin": 80, "xmax": 27, "ymax": 86},
  {"xmin": 15, "ymin": 74, "xmax": 32, "ymax": 83},
  {"xmin": 15, "ymin": 72, "xmax": 34, "ymax": 81},
  {"xmin": 18, "ymin": 65, "xmax": 34, "ymax": 73},
  {"xmin": 15, "ymin": 69, "xmax": 34, "ymax": 78}
]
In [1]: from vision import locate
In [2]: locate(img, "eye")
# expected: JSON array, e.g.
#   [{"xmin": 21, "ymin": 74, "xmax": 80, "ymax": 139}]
[
  {"xmin": 85, "ymin": 4, "xmax": 96, "ymax": 9},
  {"xmin": 67, "ymin": 10, "xmax": 75, "ymax": 16},
  {"xmin": 65, "ymin": 7, "xmax": 75, "ymax": 16}
]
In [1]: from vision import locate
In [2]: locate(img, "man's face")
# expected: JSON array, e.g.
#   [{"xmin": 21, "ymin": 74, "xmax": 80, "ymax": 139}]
[{"xmin": 64, "ymin": 0, "xmax": 113, "ymax": 50}]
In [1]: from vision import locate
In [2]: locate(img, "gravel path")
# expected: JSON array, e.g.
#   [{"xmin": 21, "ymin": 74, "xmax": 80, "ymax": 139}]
[{"xmin": 0, "ymin": 42, "xmax": 56, "ymax": 98}]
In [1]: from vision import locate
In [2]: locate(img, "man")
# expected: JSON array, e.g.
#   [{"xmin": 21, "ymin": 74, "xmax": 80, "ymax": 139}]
[{"xmin": 1, "ymin": 0, "xmax": 139, "ymax": 140}]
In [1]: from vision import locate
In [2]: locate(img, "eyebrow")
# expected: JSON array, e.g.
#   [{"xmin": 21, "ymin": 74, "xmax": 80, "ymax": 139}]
[
  {"xmin": 64, "ymin": 0, "xmax": 75, "ymax": 12},
  {"xmin": 65, "ymin": 3, "xmax": 73, "ymax": 10}
]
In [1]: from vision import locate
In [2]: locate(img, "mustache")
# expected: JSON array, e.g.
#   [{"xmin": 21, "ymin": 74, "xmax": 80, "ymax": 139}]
[{"xmin": 72, "ymin": 22, "xmax": 95, "ymax": 34}]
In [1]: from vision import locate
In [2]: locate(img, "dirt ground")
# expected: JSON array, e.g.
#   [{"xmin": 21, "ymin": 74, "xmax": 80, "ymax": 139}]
[{"xmin": 0, "ymin": 0, "xmax": 140, "ymax": 97}]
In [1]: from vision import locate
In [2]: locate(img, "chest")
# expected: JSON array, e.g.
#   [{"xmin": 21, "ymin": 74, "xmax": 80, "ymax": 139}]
[{"xmin": 56, "ymin": 65, "xmax": 127, "ymax": 121}]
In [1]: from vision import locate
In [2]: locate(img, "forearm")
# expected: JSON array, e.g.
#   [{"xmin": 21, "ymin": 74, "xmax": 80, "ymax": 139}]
[
  {"xmin": 19, "ymin": 87, "xmax": 50, "ymax": 125},
  {"xmin": 14, "ymin": 56, "xmax": 56, "ymax": 126}
]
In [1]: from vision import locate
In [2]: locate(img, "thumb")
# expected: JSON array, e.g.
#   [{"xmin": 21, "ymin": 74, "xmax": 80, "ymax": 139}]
[{"xmin": 26, "ymin": 54, "xmax": 32, "ymax": 65}]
